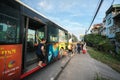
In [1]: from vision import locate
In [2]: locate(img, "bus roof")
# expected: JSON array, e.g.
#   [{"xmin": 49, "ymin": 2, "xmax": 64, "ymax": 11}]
[{"xmin": 16, "ymin": 0, "xmax": 68, "ymax": 32}]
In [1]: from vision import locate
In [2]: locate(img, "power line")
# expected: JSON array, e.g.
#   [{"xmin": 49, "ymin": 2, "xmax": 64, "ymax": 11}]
[
  {"xmin": 90, "ymin": 0, "xmax": 101, "ymax": 24},
  {"xmin": 111, "ymin": 0, "xmax": 115, "ymax": 5},
  {"xmin": 85, "ymin": 0, "xmax": 104, "ymax": 34}
]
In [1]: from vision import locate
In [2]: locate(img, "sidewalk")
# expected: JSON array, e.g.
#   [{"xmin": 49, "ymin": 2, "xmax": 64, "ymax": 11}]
[
  {"xmin": 23, "ymin": 52, "xmax": 120, "ymax": 80},
  {"xmin": 23, "ymin": 55, "xmax": 72, "ymax": 80},
  {"xmin": 57, "ymin": 53, "xmax": 120, "ymax": 80}
]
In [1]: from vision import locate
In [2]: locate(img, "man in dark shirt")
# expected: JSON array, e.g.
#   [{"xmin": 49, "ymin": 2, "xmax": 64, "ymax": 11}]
[
  {"xmin": 77, "ymin": 43, "xmax": 81, "ymax": 54},
  {"xmin": 36, "ymin": 38, "xmax": 46, "ymax": 67}
]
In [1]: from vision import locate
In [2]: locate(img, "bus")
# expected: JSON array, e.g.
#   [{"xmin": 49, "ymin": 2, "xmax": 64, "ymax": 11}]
[{"xmin": 0, "ymin": 0, "xmax": 68, "ymax": 80}]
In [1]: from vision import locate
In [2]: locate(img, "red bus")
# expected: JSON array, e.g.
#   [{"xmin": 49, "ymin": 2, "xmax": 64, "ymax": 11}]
[{"xmin": 0, "ymin": 0, "xmax": 68, "ymax": 80}]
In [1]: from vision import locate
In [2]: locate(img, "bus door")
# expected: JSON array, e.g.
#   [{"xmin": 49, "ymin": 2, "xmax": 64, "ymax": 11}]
[{"xmin": 22, "ymin": 16, "xmax": 45, "ymax": 72}]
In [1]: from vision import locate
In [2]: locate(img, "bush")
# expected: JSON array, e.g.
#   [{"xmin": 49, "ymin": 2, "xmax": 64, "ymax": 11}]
[
  {"xmin": 84, "ymin": 34, "xmax": 115, "ymax": 53},
  {"xmin": 115, "ymin": 32, "xmax": 120, "ymax": 42}
]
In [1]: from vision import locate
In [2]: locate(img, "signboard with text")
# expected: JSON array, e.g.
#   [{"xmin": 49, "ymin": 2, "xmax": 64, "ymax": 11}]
[{"xmin": 0, "ymin": 44, "xmax": 22, "ymax": 80}]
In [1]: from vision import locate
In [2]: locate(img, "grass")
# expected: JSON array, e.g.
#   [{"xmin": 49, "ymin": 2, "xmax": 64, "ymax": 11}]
[
  {"xmin": 87, "ymin": 47, "xmax": 120, "ymax": 73},
  {"xmin": 94, "ymin": 73, "xmax": 110, "ymax": 80}
]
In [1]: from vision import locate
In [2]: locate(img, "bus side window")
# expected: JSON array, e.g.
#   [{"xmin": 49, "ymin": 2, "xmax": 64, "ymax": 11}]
[{"xmin": 0, "ymin": 23, "xmax": 7, "ymax": 42}]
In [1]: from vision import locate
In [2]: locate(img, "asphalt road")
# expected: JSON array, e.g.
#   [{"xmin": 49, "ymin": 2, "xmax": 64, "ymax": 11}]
[
  {"xmin": 57, "ymin": 53, "xmax": 120, "ymax": 80},
  {"xmin": 23, "ymin": 53, "xmax": 120, "ymax": 80},
  {"xmin": 23, "ymin": 56, "xmax": 71, "ymax": 80}
]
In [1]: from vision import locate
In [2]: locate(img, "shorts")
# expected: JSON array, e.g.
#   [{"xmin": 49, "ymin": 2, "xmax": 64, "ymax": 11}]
[{"xmin": 36, "ymin": 53, "xmax": 45, "ymax": 62}]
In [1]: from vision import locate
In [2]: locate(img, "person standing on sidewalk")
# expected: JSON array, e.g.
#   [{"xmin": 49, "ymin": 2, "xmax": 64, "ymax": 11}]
[
  {"xmin": 68, "ymin": 44, "xmax": 73, "ymax": 54},
  {"xmin": 72, "ymin": 44, "xmax": 76, "ymax": 54},
  {"xmin": 82, "ymin": 42, "xmax": 87, "ymax": 54},
  {"xmin": 36, "ymin": 38, "xmax": 46, "ymax": 67},
  {"xmin": 77, "ymin": 42, "xmax": 81, "ymax": 54},
  {"xmin": 59, "ymin": 47, "xmax": 64, "ymax": 58}
]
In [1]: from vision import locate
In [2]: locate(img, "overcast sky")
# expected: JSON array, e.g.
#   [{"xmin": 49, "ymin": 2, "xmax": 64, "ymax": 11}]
[{"xmin": 20, "ymin": 0, "xmax": 120, "ymax": 39}]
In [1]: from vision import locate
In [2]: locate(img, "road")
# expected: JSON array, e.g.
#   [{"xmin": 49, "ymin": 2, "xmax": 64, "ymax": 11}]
[
  {"xmin": 23, "ymin": 56, "xmax": 71, "ymax": 80},
  {"xmin": 23, "ymin": 53, "xmax": 120, "ymax": 80},
  {"xmin": 57, "ymin": 53, "xmax": 120, "ymax": 80}
]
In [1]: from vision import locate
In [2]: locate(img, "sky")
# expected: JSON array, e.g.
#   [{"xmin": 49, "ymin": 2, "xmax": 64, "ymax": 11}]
[{"xmin": 20, "ymin": 0, "xmax": 120, "ymax": 40}]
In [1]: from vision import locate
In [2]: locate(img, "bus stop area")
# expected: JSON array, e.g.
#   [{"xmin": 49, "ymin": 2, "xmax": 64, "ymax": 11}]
[
  {"xmin": 23, "ymin": 53, "xmax": 120, "ymax": 80},
  {"xmin": 22, "ymin": 55, "xmax": 72, "ymax": 80}
]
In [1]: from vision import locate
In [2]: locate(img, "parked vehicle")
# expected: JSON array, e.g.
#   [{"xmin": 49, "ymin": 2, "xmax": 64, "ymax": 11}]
[{"xmin": 0, "ymin": 0, "xmax": 68, "ymax": 80}]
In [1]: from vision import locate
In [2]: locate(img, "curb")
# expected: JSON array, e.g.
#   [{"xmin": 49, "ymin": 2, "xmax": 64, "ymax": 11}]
[
  {"xmin": 54, "ymin": 55, "xmax": 74, "ymax": 80},
  {"xmin": 22, "ymin": 55, "xmax": 74, "ymax": 80}
]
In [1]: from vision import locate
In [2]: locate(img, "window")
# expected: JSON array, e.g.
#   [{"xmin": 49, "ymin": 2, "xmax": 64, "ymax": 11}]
[
  {"xmin": 59, "ymin": 30, "xmax": 67, "ymax": 42},
  {"xmin": 0, "ymin": 13, "xmax": 20, "ymax": 44},
  {"xmin": 38, "ymin": 31, "xmax": 44, "ymax": 39},
  {"xmin": 107, "ymin": 17, "xmax": 111, "ymax": 25},
  {"xmin": 50, "ymin": 35, "xmax": 58, "ymax": 42}
]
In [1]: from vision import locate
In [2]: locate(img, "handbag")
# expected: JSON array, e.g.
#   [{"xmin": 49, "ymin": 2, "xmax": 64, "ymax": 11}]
[{"xmin": 82, "ymin": 49, "xmax": 86, "ymax": 54}]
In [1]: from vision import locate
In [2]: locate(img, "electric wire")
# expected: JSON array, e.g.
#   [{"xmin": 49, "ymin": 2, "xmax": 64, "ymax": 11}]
[{"xmin": 85, "ymin": 0, "xmax": 104, "ymax": 34}]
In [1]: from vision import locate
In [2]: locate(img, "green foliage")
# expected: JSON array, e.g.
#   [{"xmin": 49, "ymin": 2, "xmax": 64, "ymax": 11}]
[
  {"xmin": 88, "ymin": 47, "xmax": 120, "ymax": 73},
  {"xmin": 94, "ymin": 73, "xmax": 110, "ymax": 80},
  {"xmin": 84, "ymin": 34, "xmax": 115, "ymax": 52},
  {"xmin": 115, "ymin": 32, "xmax": 120, "ymax": 42}
]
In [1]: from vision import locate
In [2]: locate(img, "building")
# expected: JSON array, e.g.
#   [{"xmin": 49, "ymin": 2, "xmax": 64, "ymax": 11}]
[
  {"xmin": 105, "ymin": 4, "xmax": 120, "ymax": 54},
  {"xmin": 113, "ymin": 13, "xmax": 120, "ymax": 54},
  {"xmin": 113, "ymin": 13, "xmax": 120, "ymax": 34},
  {"xmin": 99, "ymin": 18, "xmax": 106, "ymax": 36},
  {"xmin": 105, "ymin": 4, "xmax": 120, "ymax": 39},
  {"xmin": 91, "ymin": 23, "xmax": 103, "ymax": 34}
]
